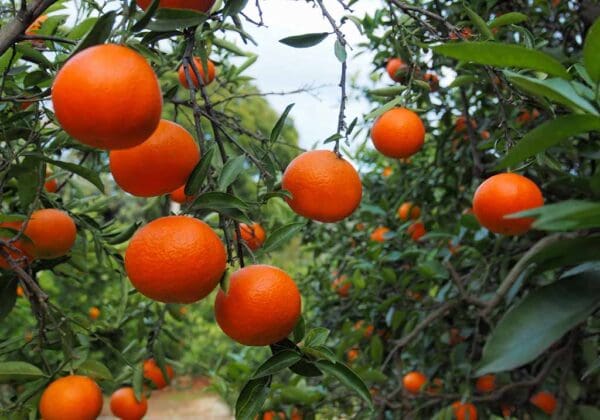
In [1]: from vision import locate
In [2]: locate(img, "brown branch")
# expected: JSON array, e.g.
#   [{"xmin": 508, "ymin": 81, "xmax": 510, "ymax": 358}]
[
  {"xmin": 0, "ymin": 0, "xmax": 58, "ymax": 56},
  {"xmin": 445, "ymin": 262, "xmax": 487, "ymax": 307}
]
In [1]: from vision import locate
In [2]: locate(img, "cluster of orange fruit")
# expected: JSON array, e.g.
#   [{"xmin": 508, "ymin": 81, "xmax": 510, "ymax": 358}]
[
  {"xmin": 401, "ymin": 371, "xmax": 557, "ymax": 418},
  {"xmin": 385, "ymin": 58, "xmax": 440, "ymax": 91}
]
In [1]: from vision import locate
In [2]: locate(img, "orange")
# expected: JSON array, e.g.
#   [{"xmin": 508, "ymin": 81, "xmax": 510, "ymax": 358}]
[
  {"xmin": 397, "ymin": 202, "xmax": 421, "ymax": 221},
  {"xmin": 451, "ymin": 401, "xmax": 477, "ymax": 420},
  {"xmin": 39, "ymin": 375, "xmax": 103, "ymax": 420},
  {"xmin": 403, "ymin": 371, "xmax": 427, "ymax": 395},
  {"xmin": 449, "ymin": 27, "xmax": 473, "ymax": 40},
  {"xmin": 261, "ymin": 411, "xmax": 285, "ymax": 420},
  {"xmin": 137, "ymin": 0, "xmax": 215, "ymax": 12},
  {"xmin": 178, "ymin": 57, "xmax": 216, "ymax": 88},
  {"xmin": 110, "ymin": 120, "xmax": 200, "ymax": 197},
  {"xmin": 370, "ymin": 226, "xmax": 390, "ymax": 243},
  {"xmin": 371, "ymin": 108, "xmax": 425, "ymax": 159},
  {"xmin": 355, "ymin": 222, "xmax": 365, "ymax": 231},
  {"xmin": 346, "ymin": 348, "xmax": 360, "ymax": 363},
  {"xmin": 215, "ymin": 265, "xmax": 301, "ymax": 346},
  {"xmin": 291, "ymin": 408, "xmax": 303, "ymax": 420},
  {"xmin": 25, "ymin": 15, "xmax": 47, "ymax": 47},
  {"xmin": 110, "ymin": 387, "xmax": 148, "ymax": 420},
  {"xmin": 22, "ymin": 209, "xmax": 77, "ymax": 259},
  {"xmin": 88, "ymin": 307, "xmax": 100, "ymax": 320},
  {"xmin": 449, "ymin": 327, "xmax": 465, "ymax": 346},
  {"xmin": 517, "ymin": 109, "xmax": 540, "ymax": 125},
  {"xmin": 16, "ymin": 285, "xmax": 24, "ymax": 297},
  {"xmin": 125, "ymin": 216, "xmax": 226, "ymax": 303},
  {"xmin": 475, "ymin": 374, "xmax": 496, "ymax": 393},
  {"xmin": 52, "ymin": 44, "xmax": 162, "ymax": 150},
  {"xmin": 0, "ymin": 219, "xmax": 34, "ymax": 269},
  {"xmin": 386, "ymin": 58, "xmax": 407, "ymax": 82},
  {"xmin": 353, "ymin": 321, "xmax": 374, "ymax": 338},
  {"xmin": 530, "ymin": 391, "xmax": 557, "ymax": 415},
  {"xmin": 282, "ymin": 150, "xmax": 362, "ymax": 223},
  {"xmin": 382, "ymin": 166, "xmax": 393, "ymax": 177},
  {"xmin": 473, "ymin": 173, "xmax": 544, "ymax": 235},
  {"xmin": 332, "ymin": 275, "xmax": 350, "ymax": 297},
  {"xmin": 423, "ymin": 72, "xmax": 439, "ymax": 91},
  {"xmin": 480, "ymin": 130, "xmax": 490, "ymax": 140},
  {"xmin": 170, "ymin": 185, "xmax": 194, "ymax": 204},
  {"xmin": 407, "ymin": 222, "xmax": 426, "ymax": 241},
  {"xmin": 454, "ymin": 115, "xmax": 477, "ymax": 133},
  {"xmin": 238, "ymin": 222, "xmax": 266, "ymax": 251},
  {"xmin": 143, "ymin": 358, "xmax": 174, "ymax": 389},
  {"xmin": 500, "ymin": 404, "xmax": 514, "ymax": 417},
  {"xmin": 45, "ymin": 169, "xmax": 58, "ymax": 193},
  {"xmin": 427, "ymin": 378, "xmax": 444, "ymax": 395}
]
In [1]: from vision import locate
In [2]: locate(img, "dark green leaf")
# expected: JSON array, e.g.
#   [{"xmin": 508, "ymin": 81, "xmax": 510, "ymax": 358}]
[
  {"xmin": 477, "ymin": 267, "xmax": 600, "ymax": 375},
  {"xmin": 105, "ymin": 222, "xmax": 141, "ymax": 245},
  {"xmin": 224, "ymin": 0, "xmax": 248, "ymax": 16},
  {"xmin": 314, "ymin": 360, "xmax": 373, "ymax": 408},
  {"xmin": 15, "ymin": 44, "xmax": 52, "ymax": 68},
  {"xmin": 488, "ymin": 12, "xmax": 528, "ymax": 29},
  {"xmin": 25, "ymin": 154, "xmax": 104, "ymax": 193},
  {"xmin": 292, "ymin": 316, "xmax": 305, "ymax": 343},
  {"xmin": 289, "ymin": 359, "xmax": 323, "ymax": 377},
  {"xmin": 433, "ymin": 42, "xmax": 570, "ymax": 79},
  {"xmin": 75, "ymin": 359, "xmax": 113, "ymax": 381},
  {"xmin": 252, "ymin": 350, "xmax": 302, "ymax": 379},
  {"xmin": 510, "ymin": 200, "xmax": 600, "ymax": 231},
  {"xmin": 147, "ymin": 9, "xmax": 208, "ymax": 32},
  {"xmin": 370, "ymin": 335, "xmax": 384, "ymax": 365},
  {"xmin": 261, "ymin": 222, "xmax": 305, "ymax": 253},
  {"xmin": 191, "ymin": 191, "xmax": 249, "ymax": 211},
  {"xmin": 270, "ymin": 103, "xmax": 295, "ymax": 143},
  {"xmin": 212, "ymin": 38, "xmax": 249, "ymax": 56},
  {"xmin": 132, "ymin": 0, "xmax": 160, "ymax": 32},
  {"xmin": 71, "ymin": 11, "xmax": 116, "ymax": 56},
  {"xmin": 529, "ymin": 235, "xmax": 600, "ymax": 273},
  {"xmin": 0, "ymin": 362, "xmax": 45, "ymax": 382},
  {"xmin": 279, "ymin": 32, "xmax": 329, "ymax": 48},
  {"xmin": 584, "ymin": 17, "xmax": 600, "ymax": 82},
  {"xmin": 132, "ymin": 364, "xmax": 143, "ymax": 401},
  {"xmin": 0, "ymin": 277, "xmax": 17, "ymax": 322},
  {"xmin": 13, "ymin": 157, "xmax": 39, "ymax": 209},
  {"xmin": 498, "ymin": 115, "xmax": 600, "ymax": 168},
  {"xmin": 218, "ymin": 155, "xmax": 246, "ymax": 191},
  {"xmin": 235, "ymin": 376, "xmax": 270, "ymax": 420},
  {"xmin": 185, "ymin": 144, "xmax": 215, "ymax": 196},
  {"xmin": 449, "ymin": 75, "xmax": 477, "ymax": 88},
  {"xmin": 303, "ymin": 327, "xmax": 330, "ymax": 347}
]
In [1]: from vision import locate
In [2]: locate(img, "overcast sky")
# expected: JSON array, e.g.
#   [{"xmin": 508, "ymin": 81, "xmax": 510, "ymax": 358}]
[{"xmin": 233, "ymin": 0, "xmax": 377, "ymax": 149}]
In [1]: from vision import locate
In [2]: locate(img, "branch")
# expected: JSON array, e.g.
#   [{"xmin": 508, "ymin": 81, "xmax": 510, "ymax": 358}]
[
  {"xmin": 0, "ymin": 0, "xmax": 58, "ymax": 56},
  {"xmin": 445, "ymin": 261, "xmax": 487, "ymax": 307}
]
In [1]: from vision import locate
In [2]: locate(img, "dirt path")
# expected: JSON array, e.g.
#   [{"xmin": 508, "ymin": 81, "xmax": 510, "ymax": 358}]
[{"xmin": 99, "ymin": 377, "xmax": 233, "ymax": 420}]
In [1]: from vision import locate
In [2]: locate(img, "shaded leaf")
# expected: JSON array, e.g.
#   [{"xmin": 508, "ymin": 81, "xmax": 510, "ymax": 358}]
[
  {"xmin": 315, "ymin": 360, "xmax": 373, "ymax": 408},
  {"xmin": 26, "ymin": 153, "xmax": 104, "ymax": 192},
  {"xmin": 132, "ymin": 0, "xmax": 160, "ymax": 32},
  {"xmin": 75, "ymin": 359, "xmax": 113, "ymax": 381},
  {"xmin": 0, "ymin": 277, "xmax": 18, "ymax": 322},
  {"xmin": 510, "ymin": 200, "xmax": 600, "ymax": 231},
  {"xmin": 464, "ymin": 6, "xmax": 494, "ymax": 40},
  {"xmin": 218, "ymin": 155, "xmax": 246, "ymax": 191},
  {"xmin": 235, "ymin": 376, "xmax": 270, "ymax": 420},
  {"xmin": 71, "ymin": 11, "xmax": 116, "ymax": 56},
  {"xmin": 261, "ymin": 222, "xmax": 305, "ymax": 253},
  {"xmin": 252, "ymin": 350, "xmax": 302, "ymax": 379},
  {"xmin": 185, "ymin": 144, "xmax": 215, "ymax": 196},
  {"xmin": 584, "ymin": 17, "xmax": 600, "ymax": 82}
]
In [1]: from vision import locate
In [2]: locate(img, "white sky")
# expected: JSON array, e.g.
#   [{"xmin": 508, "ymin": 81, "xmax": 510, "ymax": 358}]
[{"xmin": 233, "ymin": 0, "xmax": 377, "ymax": 149}]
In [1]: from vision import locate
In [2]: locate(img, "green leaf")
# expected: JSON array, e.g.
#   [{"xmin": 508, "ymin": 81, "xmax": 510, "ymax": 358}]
[
  {"xmin": 12, "ymin": 157, "xmax": 39, "ymax": 209},
  {"xmin": 464, "ymin": 6, "xmax": 494, "ymax": 40},
  {"xmin": 105, "ymin": 222, "xmax": 141, "ymax": 245},
  {"xmin": 449, "ymin": 74, "xmax": 478, "ymax": 88},
  {"xmin": 505, "ymin": 72, "xmax": 599, "ymax": 115},
  {"xmin": 191, "ymin": 191, "xmax": 249, "ymax": 211},
  {"xmin": 71, "ymin": 11, "xmax": 116, "ymax": 56},
  {"xmin": 279, "ymin": 32, "xmax": 329, "ymax": 48},
  {"xmin": 235, "ymin": 376, "xmax": 270, "ymax": 420},
  {"xmin": 15, "ymin": 44, "xmax": 52, "ymax": 68},
  {"xmin": 132, "ymin": 0, "xmax": 160, "ymax": 32},
  {"xmin": 68, "ymin": 17, "xmax": 98, "ymax": 40},
  {"xmin": 303, "ymin": 327, "xmax": 330, "ymax": 347},
  {"xmin": 579, "ymin": 405, "xmax": 600, "ymax": 420},
  {"xmin": 368, "ymin": 86, "xmax": 406, "ymax": 97},
  {"xmin": 233, "ymin": 55, "xmax": 258, "ymax": 76},
  {"xmin": 224, "ymin": 0, "xmax": 248, "ymax": 16},
  {"xmin": 334, "ymin": 40, "xmax": 347, "ymax": 62},
  {"xmin": 584, "ymin": 18, "xmax": 600, "ymax": 82},
  {"xmin": 529, "ymin": 235, "xmax": 600, "ymax": 273},
  {"xmin": 0, "ymin": 362, "xmax": 45, "ymax": 382},
  {"xmin": 497, "ymin": 115, "xmax": 600, "ymax": 168},
  {"xmin": 75, "ymin": 359, "xmax": 113, "ymax": 381},
  {"xmin": 292, "ymin": 316, "xmax": 305, "ymax": 343},
  {"xmin": 252, "ymin": 350, "xmax": 302, "ymax": 379},
  {"xmin": 370, "ymin": 335, "xmax": 384, "ymax": 365},
  {"xmin": 270, "ymin": 103, "xmax": 295, "ymax": 144},
  {"xmin": 261, "ymin": 222, "xmax": 305, "ymax": 253},
  {"xmin": 510, "ymin": 200, "xmax": 600, "ymax": 231},
  {"xmin": 314, "ymin": 360, "xmax": 373, "ymax": 408},
  {"xmin": 132, "ymin": 364, "xmax": 144, "ymax": 401},
  {"xmin": 0, "ymin": 277, "xmax": 18, "ymax": 322},
  {"xmin": 185, "ymin": 144, "xmax": 215, "ymax": 196},
  {"xmin": 488, "ymin": 12, "xmax": 528, "ymax": 29},
  {"xmin": 476, "ymin": 267, "xmax": 600, "ymax": 375},
  {"xmin": 147, "ymin": 9, "xmax": 208, "ymax": 31},
  {"xmin": 212, "ymin": 38, "xmax": 250, "ymax": 56},
  {"xmin": 218, "ymin": 155, "xmax": 246, "ymax": 191},
  {"xmin": 25, "ymin": 153, "xmax": 104, "ymax": 193},
  {"xmin": 433, "ymin": 42, "xmax": 570, "ymax": 79}
]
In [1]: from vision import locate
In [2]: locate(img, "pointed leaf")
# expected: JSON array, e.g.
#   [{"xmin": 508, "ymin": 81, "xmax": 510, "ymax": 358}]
[
  {"xmin": 218, "ymin": 155, "xmax": 246, "ymax": 191},
  {"xmin": 147, "ymin": 9, "xmax": 208, "ymax": 31},
  {"xmin": 185, "ymin": 144, "xmax": 215, "ymax": 196},
  {"xmin": 488, "ymin": 12, "xmax": 528, "ymax": 29},
  {"xmin": 132, "ymin": 0, "xmax": 160, "ymax": 32},
  {"xmin": 334, "ymin": 40, "xmax": 347, "ymax": 62},
  {"xmin": 0, "ymin": 362, "xmax": 45, "ymax": 382},
  {"xmin": 252, "ymin": 350, "xmax": 302, "ymax": 379},
  {"xmin": 261, "ymin": 222, "xmax": 305, "ymax": 253},
  {"xmin": 464, "ymin": 6, "xmax": 494, "ymax": 40},
  {"xmin": 75, "ymin": 359, "xmax": 113, "ymax": 381},
  {"xmin": 279, "ymin": 32, "xmax": 329, "ymax": 48},
  {"xmin": 314, "ymin": 360, "xmax": 373, "ymax": 408},
  {"xmin": 584, "ymin": 18, "xmax": 600, "ymax": 82},
  {"xmin": 510, "ymin": 200, "xmax": 600, "ymax": 231},
  {"xmin": 270, "ymin": 103, "xmax": 295, "ymax": 143},
  {"xmin": 71, "ymin": 11, "xmax": 116, "ymax": 56},
  {"xmin": 25, "ymin": 153, "xmax": 104, "ymax": 192},
  {"xmin": 235, "ymin": 376, "xmax": 270, "ymax": 420},
  {"xmin": 191, "ymin": 191, "xmax": 249, "ymax": 211}
]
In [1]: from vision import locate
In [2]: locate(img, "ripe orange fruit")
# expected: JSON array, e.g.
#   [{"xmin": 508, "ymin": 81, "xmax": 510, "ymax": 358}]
[
  {"xmin": 480, "ymin": 130, "xmax": 490, "ymax": 140},
  {"xmin": 110, "ymin": 120, "xmax": 200, "ymax": 197},
  {"xmin": 88, "ymin": 306, "xmax": 100, "ymax": 320},
  {"xmin": 346, "ymin": 348, "xmax": 360, "ymax": 363},
  {"xmin": 397, "ymin": 202, "xmax": 421, "ymax": 221},
  {"xmin": 22, "ymin": 209, "xmax": 77, "ymax": 259},
  {"xmin": 451, "ymin": 401, "xmax": 477, "ymax": 420},
  {"xmin": 386, "ymin": 58, "xmax": 407, "ymax": 82},
  {"xmin": 382, "ymin": 166, "xmax": 393, "ymax": 177},
  {"xmin": 403, "ymin": 371, "xmax": 427, "ymax": 395},
  {"xmin": 125, "ymin": 216, "xmax": 226, "ymax": 303},
  {"xmin": 39, "ymin": 375, "xmax": 103, "ymax": 420},
  {"xmin": 500, "ymin": 403, "xmax": 514, "ymax": 417},
  {"xmin": 137, "ymin": 0, "xmax": 215, "ymax": 12},
  {"xmin": 427, "ymin": 378, "xmax": 444, "ymax": 395},
  {"xmin": 16, "ymin": 285, "xmax": 24, "ymax": 297},
  {"xmin": 261, "ymin": 411, "xmax": 285, "ymax": 420},
  {"xmin": 291, "ymin": 408, "xmax": 303, "ymax": 420},
  {"xmin": 282, "ymin": 150, "xmax": 362, "ymax": 223},
  {"xmin": 449, "ymin": 27, "xmax": 474, "ymax": 40},
  {"xmin": 454, "ymin": 115, "xmax": 477, "ymax": 133},
  {"xmin": 215, "ymin": 265, "xmax": 302, "ymax": 346},
  {"xmin": 25, "ymin": 15, "xmax": 47, "ymax": 46},
  {"xmin": 407, "ymin": 222, "xmax": 426, "ymax": 241},
  {"xmin": 370, "ymin": 226, "xmax": 390, "ymax": 243},
  {"xmin": 178, "ymin": 57, "xmax": 216, "ymax": 88},
  {"xmin": 371, "ymin": 108, "xmax": 425, "ymax": 159},
  {"xmin": 238, "ymin": 222, "xmax": 266, "ymax": 251},
  {"xmin": 0, "ymin": 219, "xmax": 34, "ymax": 269},
  {"xmin": 530, "ymin": 391, "xmax": 557, "ymax": 415},
  {"xmin": 355, "ymin": 222, "xmax": 366, "ymax": 231},
  {"xmin": 332, "ymin": 275, "xmax": 351, "ymax": 297},
  {"xmin": 110, "ymin": 387, "xmax": 148, "ymax": 420},
  {"xmin": 475, "ymin": 374, "xmax": 496, "ymax": 393},
  {"xmin": 44, "ymin": 169, "xmax": 58, "ymax": 193},
  {"xmin": 170, "ymin": 185, "xmax": 194, "ymax": 204},
  {"xmin": 423, "ymin": 72, "xmax": 439, "ymax": 91},
  {"xmin": 143, "ymin": 358, "xmax": 174, "ymax": 389},
  {"xmin": 517, "ymin": 109, "xmax": 540, "ymax": 125},
  {"xmin": 52, "ymin": 44, "xmax": 162, "ymax": 150},
  {"xmin": 473, "ymin": 173, "xmax": 544, "ymax": 235},
  {"xmin": 354, "ymin": 321, "xmax": 374, "ymax": 338}
]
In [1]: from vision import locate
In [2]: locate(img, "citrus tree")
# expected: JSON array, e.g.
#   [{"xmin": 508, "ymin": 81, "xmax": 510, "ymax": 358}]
[{"xmin": 1, "ymin": 1, "xmax": 600, "ymax": 420}]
